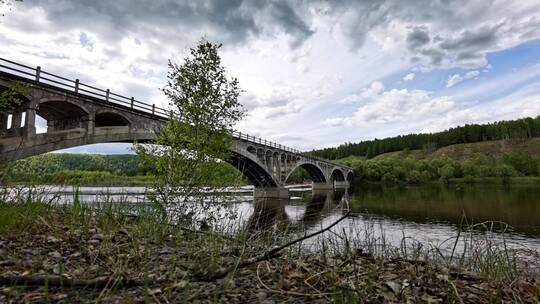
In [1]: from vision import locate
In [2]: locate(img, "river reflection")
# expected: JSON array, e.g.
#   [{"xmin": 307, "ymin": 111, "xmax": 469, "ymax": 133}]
[
  {"xmin": 246, "ymin": 189, "xmax": 348, "ymax": 231},
  {"xmin": 10, "ymin": 183, "xmax": 540, "ymax": 257}
]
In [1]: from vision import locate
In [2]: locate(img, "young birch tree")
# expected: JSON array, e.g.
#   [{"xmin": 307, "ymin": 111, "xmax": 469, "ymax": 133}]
[{"xmin": 137, "ymin": 40, "xmax": 245, "ymax": 227}]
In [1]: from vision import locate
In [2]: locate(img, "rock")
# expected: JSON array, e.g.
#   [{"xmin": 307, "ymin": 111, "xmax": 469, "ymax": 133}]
[
  {"xmin": 88, "ymin": 265, "xmax": 99, "ymax": 273},
  {"xmin": 386, "ymin": 281, "xmax": 402, "ymax": 294},
  {"xmin": 72, "ymin": 268, "xmax": 85, "ymax": 276},
  {"xmin": 70, "ymin": 251, "xmax": 82, "ymax": 258},
  {"xmin": 49, "ymin": 251, "xmax": 62, "ymax": 260},
  {"xmin": 118, "ymin": 228, "xmax": 129, "ymax": 236},
  {"xmin": 52, "ymin": 264, "xmax": 61, "ymax": 274},
  {"xmin": 88, "ymin": 239, "xmax": 101, "ymax": 245},
  {"xmin": 256, "ymin": 291, "xmax": 268, "ymax": 300},
  {"xmin": 159, "ymin": 247, "xmax": 172, "ymax": 255},
  {"xmin": 92, "ymin": 233, "xmax": 104, "ymax": 241},
  {"xmin": 47, "ymin": 236, "xmax": 61, "ymax": 244}
]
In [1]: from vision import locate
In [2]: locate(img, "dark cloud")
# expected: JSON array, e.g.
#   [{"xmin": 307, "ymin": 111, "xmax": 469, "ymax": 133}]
[
  {"xmin": 6, "ymin": 0, "xmax": 540, "ymax": 71},
  {"xmin": 306, "ymin": 0, "xmax": 539, "ymax": 69},
  {"xmin": 269, "ymin": 1, "xmax": 314, "ymax": 47},
  {"xmin": 439, "ymin": 25, "xmax": 500, "ymax": 51},
  {"xmin": 16, "ymin": 0, "xmax": 312, "ymax": 49},
  {"xmin": 406, "ymin": 27, "xmax": 430, "ymax": 50}
]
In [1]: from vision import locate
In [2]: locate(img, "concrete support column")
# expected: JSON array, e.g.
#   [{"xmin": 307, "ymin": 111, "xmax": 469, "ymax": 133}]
[
  {"xmin": 24, "ymin": 105, "xmax": 36, "ymax": 138},
  {"xmin": 312, "ymin": 182, "xmax": 334, "ymax": 191},
  {"xmin": 334, "ymin": 181, "xmax": 350, "ymax": 189},
  {"xmin": 10, "ymin": 111, "xmax": 22, "ymax": 129},
  {"xmin": 87, "ymin": 112, "xmax": 95, "ymax": 136},
  {"xmin": 254, "ymin": 187, "xmax": 289, "ymax": 199}
]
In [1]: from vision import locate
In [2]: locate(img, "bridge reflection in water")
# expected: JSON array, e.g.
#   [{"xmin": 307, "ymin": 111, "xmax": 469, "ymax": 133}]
[{"xmin": 245, "ymin": 188, "xmax": 350, "ymax": 233}]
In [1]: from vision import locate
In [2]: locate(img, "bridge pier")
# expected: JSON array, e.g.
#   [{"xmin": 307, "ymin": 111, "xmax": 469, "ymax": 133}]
[
  {"xmin": 24, "ymin": 105, "xmax": 36, "ymax": 138},
  {"xmin": 253, "ymin": 187, "xmax": 289, "ymax": 199},
  {"xmin": 312, "ymin": 182, "xmax": 335, "ymax": 190},
  {"xmin": 334, "ymin": 181, "xmax": 350, "ymax": 189}
]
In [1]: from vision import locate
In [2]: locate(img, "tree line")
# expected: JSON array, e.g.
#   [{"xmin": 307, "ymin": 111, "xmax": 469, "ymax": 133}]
[
  {"xmin": 338, "ymin": 152, "xmax": 540, "ymax": 185},
  {"xmin": 311, "ymin": 116, "xmax": 540, "ymax": 160}
]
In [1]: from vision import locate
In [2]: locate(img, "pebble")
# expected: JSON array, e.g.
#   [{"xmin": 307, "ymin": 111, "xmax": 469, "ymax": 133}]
[
  {"xmin": 52, "ymin": 264, "xmax": 61, "ymax": 274},
  {"xmin": 70, "ymin": 251, "xmax": 82, "ymax": 258},
  {"xmin": 88, "ymin": 239, "xmax": 101, "ymax": 245},
  {"xmin": 47, "ymin": 236, "xmax": 61, "ymax": 244},
  {"xmin": 256, "ymin": 291, "xmax": 268, "ymax": 300},
  {"xmin": 88, "ymin": 265, "xmax": 99, "ymax": 272},
  {"xmin": 92, "ymin": 233, "xmax": 104, "ymax": 241},
  {"xmin": 49, "ymin": 251, "xmax": 62, "ymax": 260}
]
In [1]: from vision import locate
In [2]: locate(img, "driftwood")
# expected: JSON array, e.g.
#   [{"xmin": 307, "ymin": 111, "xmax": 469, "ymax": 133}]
[
  {"xmin": 203, "ymin": 211, "xmax": 351, "ymax": 281},
  {"xmin": 0, "ymin": 274, "xmax": 161, "ymax": 288}
]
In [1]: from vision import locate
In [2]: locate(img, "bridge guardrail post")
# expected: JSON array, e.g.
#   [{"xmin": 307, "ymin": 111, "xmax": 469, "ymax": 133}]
[
  {"xmin": 75, "ymin": 79, "xmax": 79, "ymax": 93},
  {"xmin": 130, "ymin": 97, "xmax": 134, "ymax": 109},
  {"xmin": 105, "ymin": 89, "xmax": 110, "ymax": 102},
  {"xmin": 152, "ymin": 104, "xmax": 155, "ymax": 116},
  {"xmin": 35, "ymin": 66, "xmax": 41, "ymax": 83}
]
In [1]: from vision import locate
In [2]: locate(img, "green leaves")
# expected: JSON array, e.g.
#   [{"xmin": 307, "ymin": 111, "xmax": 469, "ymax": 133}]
[
  {"xmin": 136, "ymin": 39, "xmax": 246, "ymax": 225},
  {"xmin": 0, "ymin": 81, "xmax": 28, "ymax": 114}
]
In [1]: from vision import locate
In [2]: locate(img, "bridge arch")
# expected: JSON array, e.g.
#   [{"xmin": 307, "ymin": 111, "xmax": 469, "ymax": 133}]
[
  {"xmin": 346, "ymin": 171, "xmax": 354, "ymax": 183},
  {"xmin": 95, "ymin": 111, "xmax": 131, "ymax": 127},
  {"xmin": 229, "ymin": 151, "xmax": 278, "ymax": 188},
  {"xmin": 246, "ymin": 146, "xmax": 256, "ymax": 154},
  {"xmin": 37, "ymin": 99, "xmax": 90, "ymax": 132},
  {"xmin": 330, "ymin": 168, "xmax": 346, "ymax": 181},
  {"xmin": 285, "ymin": 162, "xmax": 327, "ymax": 183}
]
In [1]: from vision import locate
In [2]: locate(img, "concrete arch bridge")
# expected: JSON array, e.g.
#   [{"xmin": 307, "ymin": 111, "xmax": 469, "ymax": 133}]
[{"xmin": 0, "ymin": 58, "xmax": 353, "ymax": 198}]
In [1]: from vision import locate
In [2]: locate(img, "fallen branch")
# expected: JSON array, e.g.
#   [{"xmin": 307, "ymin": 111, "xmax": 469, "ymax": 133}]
[
  {"xmin": 202, "ymin": 211, "xmax": 351, "ymax": 281},
  {"xmin": 0, "ymin": 274, "xmax": 162, "ymax": 288}
]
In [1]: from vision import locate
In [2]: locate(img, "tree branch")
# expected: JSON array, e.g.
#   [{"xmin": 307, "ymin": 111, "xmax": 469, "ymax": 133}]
[{"xmin": 202, "ymin": 210, "xmax": 351, "ymax": 281}]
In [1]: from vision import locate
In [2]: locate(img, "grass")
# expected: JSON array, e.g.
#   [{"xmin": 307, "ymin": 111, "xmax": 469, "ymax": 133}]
[{"xmin": 0, "ymin": 190, "xmax": 538, "ymax": 302}]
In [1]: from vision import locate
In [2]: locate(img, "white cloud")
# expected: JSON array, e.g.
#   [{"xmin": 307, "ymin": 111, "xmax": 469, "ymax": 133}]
[
  {"xmin": 446, "ymin": 74, "xmax": 464, "ymax": 88},
  {"xmin": 464, "ymin": 70, "xmax": 480, "ymax": 79},
  {"xmin": 447, "ymin": 70, "xmax": 480, "ymax": 88},
  {"xmin": 403, "ymin": 73, "xmax": 415, "ymax": 81},
  {"xmin": 326, "ymin": 82, "xmax": 456, "ymax": 126},
  {"xmin": 338, "ymin": 81, "xmax": 385, "ymax": 104}
]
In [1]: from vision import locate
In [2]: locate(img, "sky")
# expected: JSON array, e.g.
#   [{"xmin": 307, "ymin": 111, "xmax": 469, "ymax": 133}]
[{"xmin": 1, "ymin": 0, "xmax": 540, "ymax": 154}]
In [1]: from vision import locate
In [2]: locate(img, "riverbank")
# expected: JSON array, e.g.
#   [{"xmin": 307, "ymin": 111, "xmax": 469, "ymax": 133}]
[{"xmin": 0, "ymin": 201, "xmax": 538, "ymax": 303}]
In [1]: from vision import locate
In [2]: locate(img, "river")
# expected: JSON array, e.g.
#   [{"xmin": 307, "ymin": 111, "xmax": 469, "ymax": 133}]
[{"xmin": 10, "ymin": 183, "xmax": 540, "ymax": 262}]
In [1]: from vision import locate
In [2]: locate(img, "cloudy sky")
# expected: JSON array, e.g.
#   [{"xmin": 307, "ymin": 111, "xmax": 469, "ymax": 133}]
[{"xmin": 1, "ymin": 0, "xmax": 540, "ymax": 153}]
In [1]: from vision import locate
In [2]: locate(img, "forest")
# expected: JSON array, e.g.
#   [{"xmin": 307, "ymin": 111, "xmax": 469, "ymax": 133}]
[
  {"xmin": 311, "ymin": 116, "xmax": 540, "ymax": 160},
  {"xmin": 338, "ymin": 152, "xmax": 540, "ymax": 185},
  {"xmin": 2, "ymin": 153, "xmax": 310, "ymax": 185}
]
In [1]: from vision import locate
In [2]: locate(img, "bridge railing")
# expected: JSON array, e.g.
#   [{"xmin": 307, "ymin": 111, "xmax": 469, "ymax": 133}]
[
  {"xmin": 0, "ymin": 57, "xmax": 345, "ymax": 165},
  {"xmin": 0, "ymin": 58, "xmax": 170, "ymax": 118}
]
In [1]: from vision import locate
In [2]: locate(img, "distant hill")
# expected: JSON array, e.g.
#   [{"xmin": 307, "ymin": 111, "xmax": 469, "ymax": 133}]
[
  {"xmin": 369, "ymin": 138, "xmax": 540, "ymax": 162},
  {"xmin": 311, "ymin": 116, "xmax": 540, "ymax": 160}
]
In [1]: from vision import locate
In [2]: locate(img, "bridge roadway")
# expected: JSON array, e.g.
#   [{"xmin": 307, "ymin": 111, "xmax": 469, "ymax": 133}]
[{"xmin": 0, "ymin": 58, "xmax": 353, "ymax": 198}]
